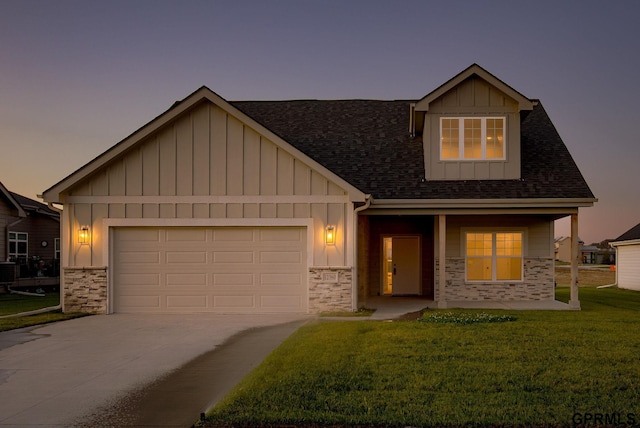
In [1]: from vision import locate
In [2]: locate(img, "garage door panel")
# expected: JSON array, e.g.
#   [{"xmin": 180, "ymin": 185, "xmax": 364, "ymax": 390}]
[
  {"xmin": 119, "ymin": 252, "xmax": 160, "ymax": 264},
  {"xmin": 118, "ymin": 273, "xmax": 161, "ymax": 286},
  {"xmin": 113, "ymin": 227, "xmax": 306, "ymax": 313},
  {"xmin": 260, "ymin": 273, "xmax": 302, "ymax": 285},
  {"xmin": 259, "ymin": 251, "xmax": 302, "ymax": 263},
  {"xmin": 259, "ymin": 228, "xmax": 303, "ymax": 242},
  {"xmin": 261, "ymin": 295, "xmax": 302, "ymax": 310},
  {"xmin": 212, "ymin": 251, "xmax": 254, "ymax": 263},
  {"xmin": 119, "ymin": 295, "xmax": 161, "ymax": 309},
  {"xmin": 213, "ymin": 273, "xmax": 255, "ymax": 286},
  {"xmin": 118, "ymin": 229, "xmax": 160, "ymax": 242},
  {"xmin": 213, "ymin": 229, "xmax": 254, "ymax": 241},
  {"xmin": 166, "ymin": 251, "xmax": 207, "ymax": 264},
  {"xmin": 213, "ymin": 295, "xmax": 255, "ymax": 309},
  {"xmin": 166, "ymin": 295, "xmax": 207, "ymax": 309},
  {"xmin": 166, "ymin": 229, "xmax": 207, "ymax": 242},
  {"xmin": 166, "ymin": 273, "xmax": 207, "ymax": 286}
]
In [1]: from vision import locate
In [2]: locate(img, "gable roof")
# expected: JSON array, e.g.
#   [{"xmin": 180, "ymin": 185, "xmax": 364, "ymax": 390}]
[
  {"xmin": 614, "ymin": 223, "xmax": 640, "ymax": 242},
  {"xmin": 232, "ymin": 99, "xmax": 595, "ymax": 201},
  {"xmin": 42, "ymin": 87, "xmax": 366, "ymax": 203},
  {"xmin": 10, "ymin": 192, "xmax": 60, "ymax": 219},
  {"xmin": 414, "ymin": 63, "xmax": 533, "ymax": 112},
  {"xmin": 0, "ymin": 181, "xmax": 26, "ymax": 217}
]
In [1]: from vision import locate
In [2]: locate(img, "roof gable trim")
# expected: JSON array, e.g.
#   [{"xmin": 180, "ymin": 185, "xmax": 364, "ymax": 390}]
[
  {"xmin": 415, "ymin": 64, "xmax": 533, "ymax": 112},
  {"xmin": 0, "ymin": 182, "xmax": 26, "ymax": 217},
  {"xmin": 43, "ymin": 87, "xmax": 366, "ymax": 203}
]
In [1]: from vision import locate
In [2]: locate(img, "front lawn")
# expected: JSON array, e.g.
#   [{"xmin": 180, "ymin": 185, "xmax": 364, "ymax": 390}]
[
  {"xmin": 0, "ymin": 293, "xmax": 86, "ymax": 331},
  {"xmin": 203, "ymin": 287, "xmax": 640, "ymax": 427},
  {"xmin": 0, "ymin": 293, "xmax": 60, "ymax": 316}
]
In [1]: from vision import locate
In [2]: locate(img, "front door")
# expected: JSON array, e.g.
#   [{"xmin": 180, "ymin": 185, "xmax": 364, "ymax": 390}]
[{"xmin": 382, "ymin": 236, "xmax": 421, "ymax": 295}]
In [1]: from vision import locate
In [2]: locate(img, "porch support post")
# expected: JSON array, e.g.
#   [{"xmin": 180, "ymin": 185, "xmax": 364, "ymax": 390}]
[
  {"xmin": 438, "ymin": 214, "xmax": 447, "ymax": 309},
  {"xmin": 569, "ymin": 212, "xmax": 581, "ymax": 310}
]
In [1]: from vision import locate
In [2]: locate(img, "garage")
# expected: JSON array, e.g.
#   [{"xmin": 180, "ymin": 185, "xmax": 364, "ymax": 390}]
[
  {"xmin": 616, "ymin": 244, "xmax": 640, "ymax": 291},
  {"xmin": 112, "ymin": 226, "xmax": 308, "ymax": 313}
]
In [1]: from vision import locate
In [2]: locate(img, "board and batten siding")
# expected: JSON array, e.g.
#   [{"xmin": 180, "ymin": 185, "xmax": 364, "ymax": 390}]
[
  {"xmin": 441, "ymin": 215, "xmax": 553, "ymax": 258},
  {"xmin": 423, "ymin": 76, "xmax": 521, "ymax": 181},
  {"xmin": 63, "ymin": 101, "xmax": 351, "ymax": 269},
  {"xmin": 617, "ymin": 243, "xmax": 640, "ymax": 291}
]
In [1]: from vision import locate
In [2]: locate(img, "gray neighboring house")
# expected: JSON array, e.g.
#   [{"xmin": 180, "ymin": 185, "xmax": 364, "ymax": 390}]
[
  {"xmin": 42, "ymin": 64, "xmax": 595, "ymax": 314},
  {"xmin": 610, "ymin": 223, "xmax": 640, "ymax": 291}
]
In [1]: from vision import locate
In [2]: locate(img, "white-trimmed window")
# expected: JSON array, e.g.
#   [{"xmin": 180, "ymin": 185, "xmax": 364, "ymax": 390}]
[
  {"xmin": 440, "ymin": 117, "xmax": 505, "ymax": 160},
  {"xmin": 465, "ymin": 231, "xmax": 523, "ymax": 281},
  {"xmin": 9, "ymin": 232, "xmax": 28, "ymax": 261},
  {"xmin": 55, "ymin": 238, "xmax": 61, "ymax": 260}
]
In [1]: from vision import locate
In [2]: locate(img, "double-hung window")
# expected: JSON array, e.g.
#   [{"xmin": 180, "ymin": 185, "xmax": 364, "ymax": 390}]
[
  {"xmin": 465, "ymin": 232, "xmax": 523, "ymax": 281},
  {"xmin": 441, "ymin": 117, "xmax": 505, "ymax": 160},
  {"xmin": 9, "ymin": 232, "xmax": 28, "ymax": 262}
]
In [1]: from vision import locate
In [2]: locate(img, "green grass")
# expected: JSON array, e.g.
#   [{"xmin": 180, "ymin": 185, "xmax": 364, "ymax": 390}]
[
  {"xmin": 0, "ymin": 293, "xmax": 60, "ymax": 316},
  {"xmin": 203, "ymin": 287, "xmax": 640, "ymax": 427},
  {"xmin": 0, "ymin": 293, "xmax": 86, "ymax": 331}
]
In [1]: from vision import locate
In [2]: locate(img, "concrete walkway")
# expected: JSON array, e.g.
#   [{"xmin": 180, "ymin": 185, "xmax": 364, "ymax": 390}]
[{"xmin": 0, "ymin": 313, "xmax": 310, "ymax": 427}]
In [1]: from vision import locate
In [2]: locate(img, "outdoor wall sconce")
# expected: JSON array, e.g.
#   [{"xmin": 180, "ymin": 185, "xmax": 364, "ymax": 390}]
[
  {"xmin": 325, "ymin": 225, "xmax": 336, "ymax": 246},
  {"xmin": 79, "ymin": 225, "xmax": 90, "ymax": 245}
]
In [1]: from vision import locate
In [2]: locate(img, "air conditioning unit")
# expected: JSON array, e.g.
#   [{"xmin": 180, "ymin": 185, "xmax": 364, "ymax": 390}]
[{"xmin": 0, "ymin": 262, "xmax": 16, "ymax": 285}]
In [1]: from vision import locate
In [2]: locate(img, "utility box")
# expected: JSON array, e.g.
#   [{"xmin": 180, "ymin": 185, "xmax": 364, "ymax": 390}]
[{"xmin": 0, "ymin": 261, "xmax": 16, "ymax": 284}]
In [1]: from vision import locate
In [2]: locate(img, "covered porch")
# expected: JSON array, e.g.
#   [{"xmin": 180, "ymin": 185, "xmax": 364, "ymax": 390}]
[{"xmin": 356, "ymin": 209, "xmax": 583, "ymax": 311}]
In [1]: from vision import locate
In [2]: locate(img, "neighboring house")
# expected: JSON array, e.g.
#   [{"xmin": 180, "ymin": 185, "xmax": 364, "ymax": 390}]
[
  {"xmin": 1, "ymin": 182, "xmax": 26, "ymax": 285},
  {"xmin": 42, "ymin": 64, "xmax": 595, "ymax": 314},
  {"xmin": 0, "ymin": 181, "xmax": 61, "ymax": 285},
  {"xmin": 555, "ymin": 236, "xmax": 584, "ymax": 263},
  {"xmin": 610, "ymin": 223, "xmax": 640, "ymax": 291},
  {"xmin": 581, "ymin": 245, "xmax": 615, "ymax": 265}
]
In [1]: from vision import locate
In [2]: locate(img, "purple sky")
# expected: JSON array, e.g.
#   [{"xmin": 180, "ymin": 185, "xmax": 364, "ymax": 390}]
[{"xmin": 1, "ymin": 0, "xmax": 638, "ymax": 244}]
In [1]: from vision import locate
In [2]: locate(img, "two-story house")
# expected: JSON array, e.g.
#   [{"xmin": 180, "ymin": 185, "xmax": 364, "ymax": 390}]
[
  {"xmin": 1, "ymin": 181, "xmax": 60, "ymax": 286},
  {"xmin": 42, "ymin": 64, "xmax": 595, "ymax": 314}
]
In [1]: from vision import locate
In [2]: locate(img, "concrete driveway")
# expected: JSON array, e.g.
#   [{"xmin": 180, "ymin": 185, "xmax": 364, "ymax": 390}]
[{"xmin": 0, "ymin": 313, "xmax": 310, "ymax": 427}]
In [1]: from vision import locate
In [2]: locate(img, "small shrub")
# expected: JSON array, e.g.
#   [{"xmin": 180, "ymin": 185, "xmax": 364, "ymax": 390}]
[{"xmin": 419, "ymin": 311, "xmax": 517, "ymax": 325}]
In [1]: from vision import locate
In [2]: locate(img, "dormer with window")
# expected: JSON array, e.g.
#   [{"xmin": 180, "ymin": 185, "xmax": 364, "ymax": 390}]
[{"xmin": 413, "ymin": 64, "xmax": 533, "ymax": 180}]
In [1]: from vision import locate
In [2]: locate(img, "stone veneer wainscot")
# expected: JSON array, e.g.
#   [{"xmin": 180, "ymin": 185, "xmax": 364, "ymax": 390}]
[
  {"xmin": 435, "ymin": 258, "xmax": 555, "ymax": 301},
  {"xmin": 63, "ymin": 266, "xmax": 107, "ymax": 314},
  {"xmin": 308, "ymin": 266, "xmax": 353, "ymax": 313}
]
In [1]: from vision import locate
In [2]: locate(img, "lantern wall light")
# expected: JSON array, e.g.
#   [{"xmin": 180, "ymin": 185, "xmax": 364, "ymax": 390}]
[
  {"xmin": 79, "ymin": 225, "xmax": 90, "ymax": 245},
  {"xmin": 325, "ymin": 225, "xmax": 336, "ymax": 246}
]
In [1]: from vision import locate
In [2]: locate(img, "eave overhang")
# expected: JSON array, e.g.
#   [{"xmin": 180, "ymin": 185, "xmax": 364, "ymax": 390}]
[
  {"xmin": 0, "ymin": 183, "xmax": 26, "ymax": 218},
  {"xmin": 610, "ymin": 239, "xmax": 640, "ymax": 248},
  {"xmin": 42, "ymin": 87, "xmax": 367, "ymax": 204},
  {"xmin": 362, "ymin": 197, "xmax": 597, "ymax": 215}
]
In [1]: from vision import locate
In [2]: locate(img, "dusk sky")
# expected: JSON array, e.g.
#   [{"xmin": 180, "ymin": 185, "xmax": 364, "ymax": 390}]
[{"xmin": 1, "ymin": 0, "xmax": 638, "ymax": 245}]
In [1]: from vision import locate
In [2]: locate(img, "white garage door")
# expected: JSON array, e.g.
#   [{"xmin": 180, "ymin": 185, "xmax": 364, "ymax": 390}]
[{"xmin": 112, "ymin": 227, "xmax": 307, "ymax": 313}]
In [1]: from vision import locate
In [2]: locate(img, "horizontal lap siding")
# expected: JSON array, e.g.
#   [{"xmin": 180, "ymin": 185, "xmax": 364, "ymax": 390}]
[{"xmin": 618, "ymin": 245, "xmax": 640, "ymax": 291}]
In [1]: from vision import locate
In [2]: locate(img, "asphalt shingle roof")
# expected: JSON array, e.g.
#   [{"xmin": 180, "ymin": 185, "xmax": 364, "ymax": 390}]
[
  {"xmin": 615, "ymin": 223, "xmax": 640, "ymax": 241},
  {"xmin": 232, "ymin": 99, "xmax": 594, "ymax": 200},
  {"xmin": 10, "ymin": 192, "xmax": 60, "ymax": 217}
]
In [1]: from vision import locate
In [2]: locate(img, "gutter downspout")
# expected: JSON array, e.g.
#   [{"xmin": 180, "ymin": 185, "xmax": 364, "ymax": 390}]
[
  {"xmin": 598, "ymin": 243, "xmax": 618, "ymax": 288},
  {"xmin": 352, "ymin": 195, "xmax": 372, "ymax": 311}
]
